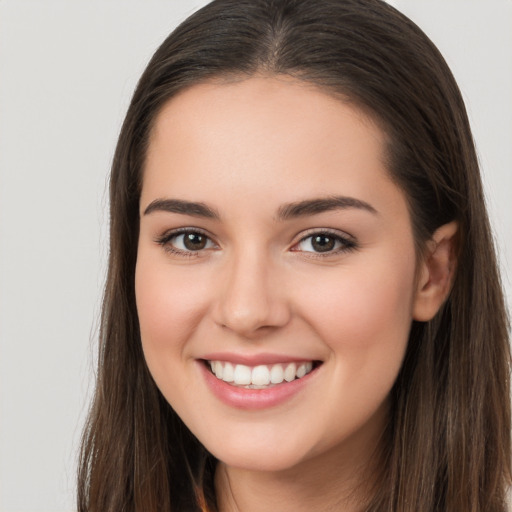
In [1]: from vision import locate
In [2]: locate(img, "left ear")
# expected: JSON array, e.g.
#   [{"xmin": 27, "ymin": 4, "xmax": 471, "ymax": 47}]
[{"xmin": 413, "ymin": 221, "xmax": 459, "ymax": 322}]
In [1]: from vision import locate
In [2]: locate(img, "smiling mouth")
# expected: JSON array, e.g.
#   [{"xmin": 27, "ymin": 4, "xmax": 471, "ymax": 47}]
[{"xmin": 205, "ymin": 360, "xmax": 321, "ymax": 389}]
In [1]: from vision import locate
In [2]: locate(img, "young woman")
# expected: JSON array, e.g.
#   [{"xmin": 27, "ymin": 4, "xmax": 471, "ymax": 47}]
[{"xmin": 77, "ymin": 0, "xmax": 511, "ymax": 510}]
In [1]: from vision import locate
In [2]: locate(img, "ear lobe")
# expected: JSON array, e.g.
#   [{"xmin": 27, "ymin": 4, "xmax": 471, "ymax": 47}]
[{"xmin": 412, "ymin": 221, "xmax": 459, "ymax": 322}]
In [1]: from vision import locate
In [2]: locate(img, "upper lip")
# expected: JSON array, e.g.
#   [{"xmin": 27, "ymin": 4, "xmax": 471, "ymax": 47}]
[{"xmin": 200, "ymin": 352, "xmax": 319, "ymax": 366}]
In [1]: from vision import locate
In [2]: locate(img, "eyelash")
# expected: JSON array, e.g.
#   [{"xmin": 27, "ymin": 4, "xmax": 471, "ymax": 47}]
[{"xmin": 154, "ymin": 228, "xmax": 358, "ymax": 258}]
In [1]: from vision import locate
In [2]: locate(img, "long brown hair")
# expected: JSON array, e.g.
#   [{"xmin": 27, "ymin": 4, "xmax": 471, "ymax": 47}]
[{"xmin": 78, "ymin": 1, "xmax": 511, "ymax": 510}]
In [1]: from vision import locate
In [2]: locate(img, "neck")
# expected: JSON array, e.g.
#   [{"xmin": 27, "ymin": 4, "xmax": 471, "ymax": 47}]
[{"xmin": 215, "ymin": 412, "xmax": 388, "ymax": 512}]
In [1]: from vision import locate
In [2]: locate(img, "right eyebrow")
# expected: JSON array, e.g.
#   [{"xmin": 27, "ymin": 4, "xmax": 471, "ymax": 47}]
[{"xmin": 142, "ymin": 198, "xmax": 220, "ymax": 219}]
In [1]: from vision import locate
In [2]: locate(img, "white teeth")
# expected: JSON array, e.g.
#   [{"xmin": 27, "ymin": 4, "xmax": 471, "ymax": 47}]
[
  {"xmin": 270, "ymin": 364, "xmax": 284, "ymax": 384},
  {"xmin": 233, "ymin": 364, "xmax": 252, "ymax": 385},
  {"xmin": 251, "ymin": 365, "xmax": 270, "ymax": 386},
  {"xmin": 296, "ymin": 363, "xmax": 307, "ymax": 379},
  {"xmin": 213, "ymin": 361, "xmax": 223, "ymax": 379},
  {"xmin": 208, "ymin": 360, "xmax": 316, "ymax": 387},
  {"xmin": 284, "ymin": 363, "xmax": 296, "ymax": 382},
  {"xmin": 223, "ymin": 362, "xmax": 234, "ymax": 382}
]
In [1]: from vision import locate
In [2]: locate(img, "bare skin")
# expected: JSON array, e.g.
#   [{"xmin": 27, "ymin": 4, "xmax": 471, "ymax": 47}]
[{"xmin": 135, "ymin": 76, "xmax": 457, "ymax": 511}]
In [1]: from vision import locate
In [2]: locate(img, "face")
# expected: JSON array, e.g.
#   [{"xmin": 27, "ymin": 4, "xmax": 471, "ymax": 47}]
[{"xmin": 136, "ymin": 77, "xmax": 420, "ymax": 474}]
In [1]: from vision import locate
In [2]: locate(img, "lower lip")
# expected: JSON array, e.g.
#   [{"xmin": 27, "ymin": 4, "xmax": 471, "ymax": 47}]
[{"xmin": 198, "ymin": 361, "xmax": 319, "ymax": 410}]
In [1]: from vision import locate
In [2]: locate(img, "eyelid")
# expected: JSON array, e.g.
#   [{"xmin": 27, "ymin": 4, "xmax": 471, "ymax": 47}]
[{"xmin": 291, "ymin": 227, "xmax": 356, "ymax": 245}]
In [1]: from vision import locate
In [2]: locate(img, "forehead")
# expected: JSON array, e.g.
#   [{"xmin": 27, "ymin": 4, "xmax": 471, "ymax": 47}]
[
  {"xmin": 148, "ymin": 76, "xmax": 384, "ymax": 159},
  {"xmin": 142, "ymin": 76, "xmax": 404, "ymax": 219}
]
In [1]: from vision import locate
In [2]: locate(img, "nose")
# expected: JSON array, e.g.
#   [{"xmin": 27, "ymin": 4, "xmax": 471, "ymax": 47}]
[{"xmin": 213, "ymin": 249, "xmax": 291, "ymax": 338}]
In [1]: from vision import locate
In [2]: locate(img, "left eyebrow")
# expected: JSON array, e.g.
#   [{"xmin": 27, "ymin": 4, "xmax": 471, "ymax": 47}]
[
  {"xmin": 276, "ymin": 195, "xmax": 378, "ymax": 221},
  {"xmin": 143, "ymin": 198, "xmax": 220, "ymax": 219}
]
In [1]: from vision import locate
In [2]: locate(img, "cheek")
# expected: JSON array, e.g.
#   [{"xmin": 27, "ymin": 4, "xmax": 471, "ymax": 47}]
[
  {"xmin": 297, "ymin": 256, "xmax": 416, "ymax": 435},
  {"xmin": 331, "ymin": 250, "xmax": 412, "ymax": 321},
  {"xmin": 296, "ymin": 250, "xmax": 416, "ymax": 365},
  {"xmin": 333, "ymin": 274, "xmax": 412, "ymax": 344},
  {"xmin": 134, "ymin": 256, "xmax": 216, "ymax": 417},
  {"xmin": 134, "ymin": 254, "xmax": 211, "ymax": 370}
]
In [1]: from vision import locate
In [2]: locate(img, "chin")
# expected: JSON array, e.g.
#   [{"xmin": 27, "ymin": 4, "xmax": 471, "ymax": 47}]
[
  {"xmin": 202, "ymin": 429, "xmax": 311, "ymax": 473},
  {"xmin": 213, "ymin": 447, "xmax": 305, "ymax": 473}
]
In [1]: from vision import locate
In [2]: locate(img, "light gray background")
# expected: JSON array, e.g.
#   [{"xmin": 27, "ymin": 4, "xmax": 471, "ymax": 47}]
[{"xmin": 0, "ymin": 1, "xmax": 510, "ymax": 511}]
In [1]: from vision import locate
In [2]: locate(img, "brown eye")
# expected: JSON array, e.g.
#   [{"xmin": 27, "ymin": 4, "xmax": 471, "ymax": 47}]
[
  {"xmin": 311, "ymin": 234, "xmax": 335, "ymax": 252},
  {"xmin": 158, "ymin": 230, "xmax": 216, "ymax": 254},
  {"xmin": 294, "ymin": 231, "xmax": 357, "ymax": 255},
  {"xmin": 183, "ymin": 232, "xmax": 207, "ymax": 250}
]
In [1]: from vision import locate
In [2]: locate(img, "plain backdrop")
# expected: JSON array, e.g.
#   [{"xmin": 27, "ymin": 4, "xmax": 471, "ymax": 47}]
[{"xmin": 0, "ymin": 1, "xmax": 511, "ymax": 511}]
